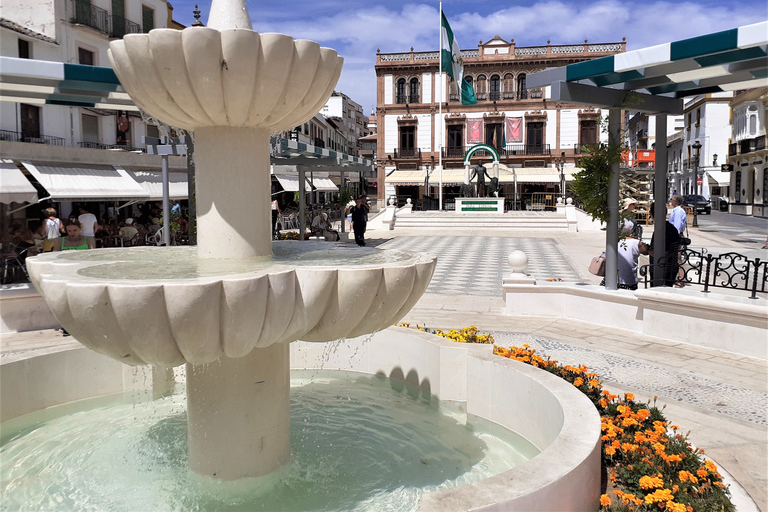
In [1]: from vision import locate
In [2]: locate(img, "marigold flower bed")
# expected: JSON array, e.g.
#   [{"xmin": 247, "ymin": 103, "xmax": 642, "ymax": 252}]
[{"xmin": 398, "ymin": 324, "xmax": 734, "ymax": 511}]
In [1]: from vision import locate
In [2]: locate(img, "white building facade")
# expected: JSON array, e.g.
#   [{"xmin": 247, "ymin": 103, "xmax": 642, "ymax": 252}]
[{"xmin": 727, "ymin": 88, "xmax": 767, "ymax": 218}]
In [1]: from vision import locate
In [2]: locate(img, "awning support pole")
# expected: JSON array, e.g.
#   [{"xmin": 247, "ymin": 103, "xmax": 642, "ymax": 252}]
[
  {"xmin": 604, "ymin": 109, "xmax": 621, "ymax": 291},
  {"xmin": 299, "ymin": 167, "xmax": 306, "ymax": 240},
  {"xmin": 653, "ymin": 114, "xmax": 668, "ymax": 287},
  {"xmin": 162, "ymin": 145, "xmax": 171, "ymax": 247}
]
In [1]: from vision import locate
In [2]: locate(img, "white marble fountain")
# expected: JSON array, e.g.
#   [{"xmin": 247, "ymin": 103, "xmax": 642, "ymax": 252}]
[{"xmin": 26, "ymin": 0, "xmax": 435, "ymax": 482}]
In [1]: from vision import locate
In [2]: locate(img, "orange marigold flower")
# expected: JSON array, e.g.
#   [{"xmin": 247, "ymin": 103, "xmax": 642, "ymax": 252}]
[
  {"xmin": 704, "ymin": 460, "xmax": 717, "ymax": 473},
  {"xmin": 625, "ymin": 392, "xmax": 635, "ymax": 401},
  {"xmin": 666, "ymin": 454, "xmax": 682, "ymax": 462},
  {"xmin": 678, "ymin": 470, "xmax": 698, "ymax": 483},
  {"xmin": 605, "ymin": 446, "xmax": 616, "ymax": 456},
  {"xmin": 600, "ymin": 494, "xmax": 611, "ymax": 507},
  {"xmin": 622, "ymin": 417, "xmax": 639, "ymax": 427},
  {"xmin": 613, "ymin": 490, "xmax": 625, "ymax": 497},
  {"xmin": 639, "ymin": 475, "xmax": 664, "ymax": 490},
  {"xmin": 636, "ymin": 409, "xmax": 651, "ymax": 420},
  {"xmin": 589, "ymin": 378, "xmax": 599, "ymax": 388},
  {"xmin": 697, "ymin": 468, "xmax": 708, "ymax": 478},
  {"xmin": 666, "ymin": 501, "xmax": 687, "ymax": 512},
  {"xmin": 644, "ymin": 488, "xmax": 674, "ymax": 504},
  {"xmin": 573, "ymin": 377, "xmax": 584, "ymax": 387},
  {"xmin": 599, "ymin": 399, "xmax": 607, "ymax": 408}
]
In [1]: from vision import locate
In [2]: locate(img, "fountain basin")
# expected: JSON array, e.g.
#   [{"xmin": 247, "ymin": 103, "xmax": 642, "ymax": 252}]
[
  {"xmin": 108, "ymin": 28, "xmax": 343, "ymax": 132},
  {"xmin": 1, "ymin": 327, "xmax": 601, "ymax": 510},
  {"xmin": 26, "ymin": 244, "xmax": 436, "ymax": 367}
]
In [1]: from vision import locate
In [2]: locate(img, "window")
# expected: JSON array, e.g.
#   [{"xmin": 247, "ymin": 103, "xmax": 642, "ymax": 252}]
[
  {"xmin": 142, "ymin": 5, "xmax": 154, "ymax": 33},
  {"xmin": 526, "ymin": 122, "xmax": 543, "ymax": 147},
  {"xmin": 489, "ymin": 75, "xmax": 500, "ymax": 101},
  {"xmin": 735, "ymin": 171, "xmax": 741, "ymax": 202},
  {"xmin": 695, "ymin": 108, "xmax": 701, "ymax": 127},
  {"xmin": 475, "ymin": 75, "xmax": 487, "ymax": 100},
  {"xmin": 78, "ymin": 47, "xmax": 94, "ymax": 65},
  {"xmin": 687, "ymin": 113, "xmax": 691, "ymax": 131},
  {"xmin": 447, "ymin": 125, "xmax": 463, "ymax": 148},
  {"xmin": 20, "ymin": 104, "xmax": 41, "ymax": 140},
  {"xmin": 399, "ymin": 126, "xmax": 415, "ymax": 149},
  {"xmin": 579, "ymin": 120, "xmax": 597, "ymax": 146},
  {"xmin": 409, "ymin": 78, "xmax": 420, "ymax": 104},
  {"xmin": 82, "ymin": 114, "xmax": 99, "ymax": 143},
  {"xmin": 517, "ymin": 74, "xmax": 527, "ymax": 99},
  {"xmin": 485, "ymin": 123, "xmax": 503, "ymax": 149},
  {"xmin": 503, "ymin": 73, "xmax": 514, "ymax": 99},
  {"xmin": 18, "ymin": 39, "xmax": 30, "ymax": 59},
  {"xmin": 396, "ymin": 78, "xmax": 407, "ymax": 104}
]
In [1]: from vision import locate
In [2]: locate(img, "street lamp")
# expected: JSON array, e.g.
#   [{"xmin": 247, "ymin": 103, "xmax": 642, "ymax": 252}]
[{"xmin": 692, "ymin": 140, "xmax": 702, "ymax": 228}]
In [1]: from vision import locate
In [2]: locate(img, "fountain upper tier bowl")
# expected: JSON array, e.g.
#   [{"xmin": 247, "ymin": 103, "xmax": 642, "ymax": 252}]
[
  {"xmin": 108, "ymin": 27, "xmax": 343, "ymax": 131},
  {"xmin": 27, "ymin": 243, "xmax": 436, "ymax": 368}
]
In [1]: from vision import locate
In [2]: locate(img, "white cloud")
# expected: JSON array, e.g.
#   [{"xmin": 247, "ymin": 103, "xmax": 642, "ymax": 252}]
[{"xmin": 176, "ymin": 0, "xmax": 768, "ymax": 116}]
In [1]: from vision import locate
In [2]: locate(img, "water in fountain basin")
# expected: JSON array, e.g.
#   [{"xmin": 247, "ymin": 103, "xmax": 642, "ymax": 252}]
[
  {"xmin": 53, "ymin": 244, "xmax": 422, "ymax": 281},
  {"xmin": 1, "ymin": 370, "xmax": 538, "ymax": 511}
]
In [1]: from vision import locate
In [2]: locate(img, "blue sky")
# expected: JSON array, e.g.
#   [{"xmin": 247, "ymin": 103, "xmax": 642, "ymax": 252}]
[{"xmin": 171, "ymin": 0, "xmax": 767, "ymax": 116}]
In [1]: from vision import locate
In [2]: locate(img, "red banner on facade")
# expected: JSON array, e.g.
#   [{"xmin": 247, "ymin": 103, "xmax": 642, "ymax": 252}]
[
  {"xmin": 506, "ymin": 117, "xmax": 522, "ymax": 143},
  {"xmin": 467, "ymin": 118, "xmax": 483, "ymax": 144}
]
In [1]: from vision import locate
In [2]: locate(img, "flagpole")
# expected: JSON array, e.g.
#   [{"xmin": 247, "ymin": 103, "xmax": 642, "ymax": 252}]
[{"xmin": 438, "ymin": 0, "xmax": 443, "ymax": 211}]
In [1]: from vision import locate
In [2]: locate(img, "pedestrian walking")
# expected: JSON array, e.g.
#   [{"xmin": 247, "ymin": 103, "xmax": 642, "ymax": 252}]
[{"xmin": 347, "ymin": 196, "xmax": 370, "ymax": 246}]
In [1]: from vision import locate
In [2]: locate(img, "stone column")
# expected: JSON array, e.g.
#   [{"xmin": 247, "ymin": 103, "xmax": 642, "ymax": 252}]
[
  {"xmin": 186, "ymin": 342, "xmax": 291, "ymax": 480},
  {"xmin": 194, "ymin": 126, "xmax": 272, "ymax": 259}
]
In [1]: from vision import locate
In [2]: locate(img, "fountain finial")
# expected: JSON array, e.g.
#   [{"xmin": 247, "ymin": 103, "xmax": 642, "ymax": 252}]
[
  {"xmin": 191, "ymin": 4, "xmax": 204, "ymax": 26},
  {"xmin": 207, "ymin": 0, "xmax": 253, "ymax": 30}
]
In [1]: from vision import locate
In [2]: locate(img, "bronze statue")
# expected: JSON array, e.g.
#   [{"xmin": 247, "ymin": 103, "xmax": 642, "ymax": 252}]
[{"xmin": 470, "ymin": 164, "xmax": 492, "ymax": 197}]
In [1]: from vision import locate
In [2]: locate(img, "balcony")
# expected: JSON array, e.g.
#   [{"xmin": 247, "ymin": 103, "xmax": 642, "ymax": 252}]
[
  {"xmin": 394, "ymin": 148, "xmax": 421, "ymax": 159},
  {"xmin": 475, "ymin": 92, "xmax": 488, "ymax": 101},
  {"xmin": 755, "ymin": 134, "xmax": 766, "ymax": 152},
  {"xmin": 449, "ymin": 93, "xmax": 460, "ymax": 102},
  {"xmin": 489, "ymin": 91, "xmax": 501, "ymax": 101},
  {"xmin": 529, "ymin": 88, "xmax": 543, "ymax": 99},
  {"xmin": 109, "ymin": 14, "xmax": 141, "ymax": 39},
  {"xmin": 313, "ymin": 138, "xmax": 325, "ymax": 148},
  {"xmin": 442, "ymin": 147, "xmax": 465, "ymax": 159},
  {"xmin": 503, "ymin": 144, "xmax": 550, "ymax": 156},
  {"xmin": 740, "ymin": 138, "xmax": 756, "ymax": 154},
  {"xmin": 395, "ymin": 94, "xmax": 407, "ymax": 104},
  {"xmin": 70, "ymin": 0, "xmax": 109, "ymax": 35},
  {"xmin": 517, "ymin": 91, "xmax": 528, "ymax": 100},
  {"xmin": 409, "ymin": 94, "xmax": 420, "ymax": 104},
  {"xmin": 1, "ymin": 130, "xmax": 65, "ymax": 145},
  {"xmin": 729, "ymin": 142, "xmax": 738, "ymax": 157},
  {"xmin": 502, "ymin": 92, "xmax": 516, "ymax": 100}
]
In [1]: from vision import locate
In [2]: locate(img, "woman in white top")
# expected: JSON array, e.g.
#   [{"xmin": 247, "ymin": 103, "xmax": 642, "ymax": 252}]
[{"xmin": 42, "ymin": 207, "xmax": 65, "ymax": 252}]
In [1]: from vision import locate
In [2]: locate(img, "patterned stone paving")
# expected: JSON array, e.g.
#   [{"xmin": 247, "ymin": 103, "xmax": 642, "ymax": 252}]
[
  {"xmin": 380, "ymin": 236, "xmax": 582, "ymax": 297},
  {"xmin": 491, "ymin": 332, "xmax": 768, "ymax": 426}
]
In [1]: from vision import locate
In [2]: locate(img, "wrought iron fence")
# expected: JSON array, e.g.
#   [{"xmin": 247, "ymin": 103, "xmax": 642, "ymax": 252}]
[
  {"xmin": 394, "ymin": 148, "xmax": 420, "ymax": 159},
  {"xmin": 78, "ymin": 141, "xmax": 144, "ymax": 151},
  {"xmin": 640, "ymin": 247, "xmax": 767, "ymax": 299},
  {"xmin": 109, "ymin": 14, "xmax": 141, "ymax": 38}
]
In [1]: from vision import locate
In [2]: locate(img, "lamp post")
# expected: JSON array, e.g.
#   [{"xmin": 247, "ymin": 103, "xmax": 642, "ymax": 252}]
[{"xmin": 692, "ymin": 140, "xmax": 702, "ymax": 228}]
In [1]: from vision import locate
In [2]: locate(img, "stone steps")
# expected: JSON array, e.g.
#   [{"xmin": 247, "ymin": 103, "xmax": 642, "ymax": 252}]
[{"xmin": 392, "ymin": 213, "xmax": 569, "ymax": 230}]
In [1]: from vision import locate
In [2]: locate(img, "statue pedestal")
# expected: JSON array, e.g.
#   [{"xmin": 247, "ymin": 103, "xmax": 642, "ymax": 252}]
[{"xmin": 454, "ymin": 197, "xmax": 504, "ymax": 213}]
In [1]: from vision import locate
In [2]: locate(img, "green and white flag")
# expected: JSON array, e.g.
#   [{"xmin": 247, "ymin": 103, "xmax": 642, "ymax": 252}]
[{"xmin": 440, "ymin": 11, "xmax": 477, "ymax": 106}]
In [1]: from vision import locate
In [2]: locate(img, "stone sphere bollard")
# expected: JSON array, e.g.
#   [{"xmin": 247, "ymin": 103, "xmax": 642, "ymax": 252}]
[
  {"xmin": 566, "ymin": 197, "xmax": 573, "ymax": 205},
  {"xmin": 508, "ymin": 250, "xmax": 528, "ymax": 273},
  {"xmin": 406, "ymin": 198, "xmax": 412, "ymax": 205},
  {"xmin": 556, "ymin": 197, "xmax": 563, "ymax": 204},
  {"xmin": 388, "ymin": 197, "xmax": 395, "ymax": 206}
]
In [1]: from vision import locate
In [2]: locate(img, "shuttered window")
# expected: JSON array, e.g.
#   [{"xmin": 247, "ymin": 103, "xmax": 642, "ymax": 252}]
[{"xmin": 142, "ymin": 5, "xmax": 154, "ymax": 33}]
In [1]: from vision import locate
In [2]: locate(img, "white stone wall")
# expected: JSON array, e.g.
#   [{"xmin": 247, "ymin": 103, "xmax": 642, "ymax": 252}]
[
  {"xmin": 0, "ymin": 0, "xmax": 57, "ymax": 40},
  {"xmin": 421, "ymin": 72, "xmax": 432, "ymax": 104},
  {"xmin": 417, "ymin": 114, "xmax": 431, "ymax": 151},
  {"xmin": 384, "ymin": 74, "xmax": 393, "ymax": 105},
  {"xmin": 545, "ymin": 110, "xmax": 556, "ymax": 147},
  {"xmin": 559, "ymin": 109, "xmax": 578, "ymax": 149},
  {"xmin": 384, "ymin": 114, "xmax": 398, "ymax": 153}
]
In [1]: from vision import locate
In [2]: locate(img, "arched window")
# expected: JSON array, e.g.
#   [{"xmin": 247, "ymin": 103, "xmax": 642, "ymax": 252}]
[
  {"xmin": 409, "ymin": 78, "xmax": 420, "ymax": 103},
  {"xmin": 489, "ymin": 75, "xmax": 501, "ymax": 101},
  {"xmin": 396, "ymin": 78, "xmax": 407, "ymax": 104},
  {"xmin": 475, "ymin": 74, "xmax": 487, "ymax": 100},
  {"xmin": 503, "ymin": 73, "xmax": 514, "ymax": 99},
  {"xmin": 517, "ymin": 73, "xmax": 527, "ymax": 100}
]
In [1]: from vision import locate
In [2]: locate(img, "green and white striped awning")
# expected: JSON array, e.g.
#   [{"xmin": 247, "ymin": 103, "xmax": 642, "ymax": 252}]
[
  {"xmin": 270, "ymin": 137, "xmax": 374, "ymax": 171},
  {"xmin": 0, "ymin": 57, "xmax": 137, "ymax": 110},
  {"xmin": 527, "ymin": 21, "xmax": 768, "ymax": 114}
]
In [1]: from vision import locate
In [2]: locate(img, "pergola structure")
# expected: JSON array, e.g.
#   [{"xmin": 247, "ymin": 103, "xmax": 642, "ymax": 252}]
[{"xmin": 528, "ymin": 21, "xmax": 768, "ymax": 289}]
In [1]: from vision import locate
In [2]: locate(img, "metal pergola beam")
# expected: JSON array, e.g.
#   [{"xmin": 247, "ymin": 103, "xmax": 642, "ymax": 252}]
[{"xmin": 549, "ymin": 81, "xmax": 684, "ymax": 115}]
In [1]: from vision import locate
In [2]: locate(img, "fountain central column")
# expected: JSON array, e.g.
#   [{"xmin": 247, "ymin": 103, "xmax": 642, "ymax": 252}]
[{"xmin": 194, "ymin": 126, "xmax": 273, "ymax": 259}]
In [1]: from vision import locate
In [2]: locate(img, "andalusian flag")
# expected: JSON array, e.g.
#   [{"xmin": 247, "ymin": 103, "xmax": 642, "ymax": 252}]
[{"xmin": 440, "ymin": 11, "xmax": 477, "ymax": 106}]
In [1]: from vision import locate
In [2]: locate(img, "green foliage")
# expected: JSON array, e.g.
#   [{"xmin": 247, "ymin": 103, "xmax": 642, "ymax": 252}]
[
  {"xmin": 570, "ymin": 140, "xmax": 624, "ymax": 226},
  {"xmin": 336, "ymin": 187, "xmax": 354, "ymax": 208}
]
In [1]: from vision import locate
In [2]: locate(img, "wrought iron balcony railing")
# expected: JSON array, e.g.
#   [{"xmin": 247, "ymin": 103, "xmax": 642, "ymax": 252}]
[
  {"xmin": 70, "ymin": 0, "xmax": 109, "ymax": 34},
  {"xmin": 394, "ymin": 148, "xmax": 421, "ymax": 159},
  {"xmin": 109, "ymin": 14, "xmax": 141, "ymax": 38},
  {"xmin": 395, "ymin": 94, "xmax": 408, "ymax": 104},
  {"xmin": 441, "ymin": 147, "xmax": 465, "ymax": 158},
  {"xmin": 489, "ymin": 91, "xmax": 501, "ymax": 101},
  {"xmin": 502, "ymin": 92, "xmax": 516, "ymax": 100},
  {"xmin": 78, "ymin": 141, "xmax": 144, "ymax": 151},
  {"xmin": 1, "ymin": 130, "xmax": 65, "ymax": 145},
  {"xmin": 503, "ymin": 143, "xmax": 551, "ymax": 156}
]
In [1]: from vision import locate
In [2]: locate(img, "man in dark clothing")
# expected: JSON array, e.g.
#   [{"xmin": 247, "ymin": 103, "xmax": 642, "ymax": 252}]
[
  {"xmin": 348, "ymin": 196, "xmax": 370, "ymax": 246},
  {"xmin": 639, "ymin": 202, "xmax": 681, "ymax": 287}
]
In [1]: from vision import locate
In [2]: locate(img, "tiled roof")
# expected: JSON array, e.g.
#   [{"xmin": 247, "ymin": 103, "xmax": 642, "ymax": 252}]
[{"xmin": 0, "ymin": 18, "xmax": 58, "ymax": 45}]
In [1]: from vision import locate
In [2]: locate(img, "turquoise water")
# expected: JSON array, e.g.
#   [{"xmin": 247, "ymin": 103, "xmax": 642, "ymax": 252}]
[{"xmin": 1, "ymin": 371, "xmax": 538, "ymax": 512}]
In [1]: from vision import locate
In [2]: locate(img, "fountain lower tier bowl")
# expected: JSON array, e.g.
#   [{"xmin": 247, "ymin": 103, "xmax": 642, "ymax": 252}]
[{"xmin": 26, "ymin": 243, "xmax": 436, "ymax": 367}]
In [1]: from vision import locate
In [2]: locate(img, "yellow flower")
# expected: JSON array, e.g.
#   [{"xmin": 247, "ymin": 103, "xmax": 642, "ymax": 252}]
[
  {"xmin": 644, "ymin": 488, "xmax": 673, "ymax": 503},
  {"xmin": 600, "ymin": 494, "xmax": 611, "ymax": 507}
]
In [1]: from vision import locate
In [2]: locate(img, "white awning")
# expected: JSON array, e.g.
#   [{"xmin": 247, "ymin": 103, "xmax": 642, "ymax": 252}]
[
  {"xmin": 706, "ymin": 170, "xmax": 731, "ymax": 187},
  {"xmin": 308, "ymin": 176, "xmax": 338, "ymax": 192},
  {"xmin": 0, "ymin": 160, "xmax": 38, "ymax": 204},
  {"xmin": 124, "ymin": 169, "xmax": 189, "ymax": 200},
  {"xmin": 274, "ymin": 174, "xmax": 311, "ymax": 192},
  {"xmin": 21, "ymin": 161, "xmax": 149, "ymax": 201}
]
